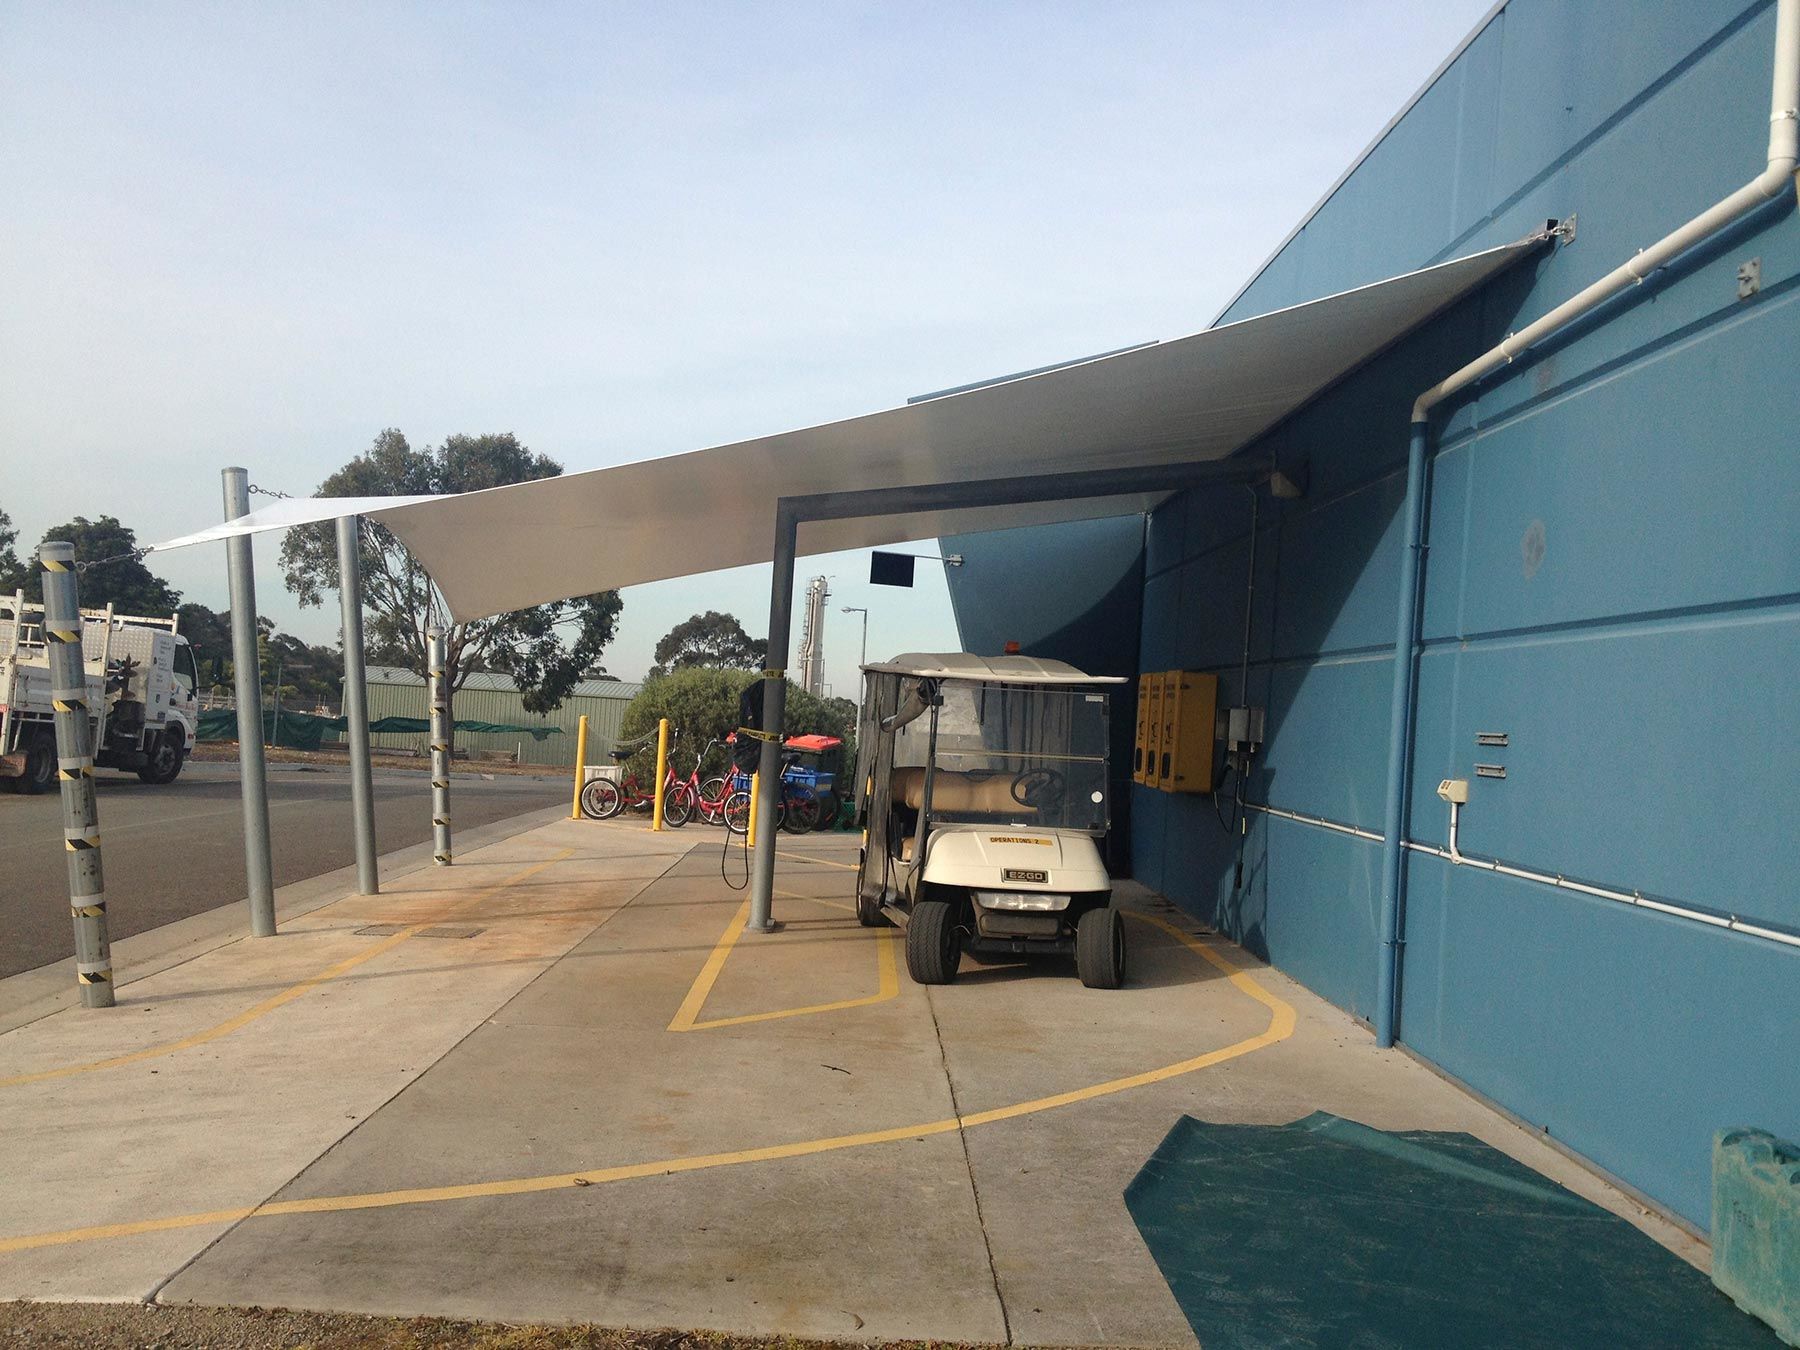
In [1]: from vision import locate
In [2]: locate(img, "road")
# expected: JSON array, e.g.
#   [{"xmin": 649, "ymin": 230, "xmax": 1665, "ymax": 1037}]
[{"xmin": 0, "ymin": 762, "xmax": 569, "ymax": 979}]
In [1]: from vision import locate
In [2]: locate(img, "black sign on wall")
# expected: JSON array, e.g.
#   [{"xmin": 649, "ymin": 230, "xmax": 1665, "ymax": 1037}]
[{"xmin": 869, "ymin": 551, "xmax": 917, "ymax": 588}]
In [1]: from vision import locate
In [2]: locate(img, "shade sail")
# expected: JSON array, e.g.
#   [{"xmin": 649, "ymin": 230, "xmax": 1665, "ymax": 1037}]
[{"xmin": 150, "ymin": 235, "xmax": 1545, "ymax": 621}]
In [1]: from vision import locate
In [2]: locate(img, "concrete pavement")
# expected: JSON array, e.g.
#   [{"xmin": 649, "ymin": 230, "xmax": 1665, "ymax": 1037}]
[
  {"xmin": 0, "ymin": 819, "xmax": 1705, "ymax": 1344},
  {"xmin": 0, "ymin": 762, "xmax": 568, "ymax": 977}
]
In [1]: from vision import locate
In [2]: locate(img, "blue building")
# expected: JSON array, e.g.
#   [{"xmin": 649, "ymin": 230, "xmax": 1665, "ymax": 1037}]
[{"xmin": 947, "ymin": 0, "xmax": 1800, "ymax": 1232}]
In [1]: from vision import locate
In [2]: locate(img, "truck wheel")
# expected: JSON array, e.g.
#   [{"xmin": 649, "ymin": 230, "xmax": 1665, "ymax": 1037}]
[
  {"xmin": 17, "ymin": 732, "xmax": 56, "ymax": 795},
  {"xmin": 905, "ymin": 899, "xmax": 960, "ymax": 985},
  {"xmin": 1076, "ymin": 906, "xmax": 1126, "ymax": 989},
  {"xmin": 138, "ymin": 729, "xmax": 186, "ymax": 785}
]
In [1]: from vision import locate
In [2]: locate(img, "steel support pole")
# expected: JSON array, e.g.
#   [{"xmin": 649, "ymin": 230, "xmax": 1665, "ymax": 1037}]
[
  {"xmin": 222, "ymin": 467, "xmax": 276, "ymax": 937},
  {"xmin": 427, "ymin": 626, "xmax": 452, "ymax": 865},
  {"xmin": 336, "ymin": 515, "xmax": 378, "ymax": 895},
  {"xmin": 40, "ymin": 542, "xmax": 114, "ymax": 1007},
  {"xmin": 747, "ymin": 505, "xmax": 797, "ymax": 933}
]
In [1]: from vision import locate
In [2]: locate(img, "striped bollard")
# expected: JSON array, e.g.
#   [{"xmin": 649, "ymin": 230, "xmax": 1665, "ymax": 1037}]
[
  {"xmin": 40, "ymin": 542, "xmax": 114, "ymax": 1008},
  {"xmin": 427, "ymin": 626, "xmax": 451, "ymax": 865}
]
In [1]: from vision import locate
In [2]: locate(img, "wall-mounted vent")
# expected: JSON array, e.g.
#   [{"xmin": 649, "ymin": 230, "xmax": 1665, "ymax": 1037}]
[
  {"xmin": 1475, "ymin": 764, "xmax": 1507, "ymax": 779},
  {"xmin": 1476, "ymin": 732, "xmax": 1509, "ymax": 747}
]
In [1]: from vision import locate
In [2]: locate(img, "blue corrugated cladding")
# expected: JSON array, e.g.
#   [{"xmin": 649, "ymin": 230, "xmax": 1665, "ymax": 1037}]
[{"xmin": 967, "ymin": 0, "xmax": 1800, "ymax": 1229}]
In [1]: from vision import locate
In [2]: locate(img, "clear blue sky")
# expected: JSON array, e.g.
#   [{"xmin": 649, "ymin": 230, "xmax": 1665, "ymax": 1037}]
[{"xmin": 0, "ymin": 0, "xmax": 1491, "ymax": 694}]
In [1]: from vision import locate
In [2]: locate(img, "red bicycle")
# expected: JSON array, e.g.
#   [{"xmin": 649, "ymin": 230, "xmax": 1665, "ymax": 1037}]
[
  {"xmin": 580, "ymin": 742, "xmax": 694, "ymax": 825},
  {"xmin": 667, "ymin": 738, "xmax": 733, "ymax": 826}
]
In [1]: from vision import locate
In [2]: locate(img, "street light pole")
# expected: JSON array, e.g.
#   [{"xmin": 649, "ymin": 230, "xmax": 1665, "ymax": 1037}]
[{"xmin": 841, "ymin": 606, "xmax": 869, "ymax": 724}]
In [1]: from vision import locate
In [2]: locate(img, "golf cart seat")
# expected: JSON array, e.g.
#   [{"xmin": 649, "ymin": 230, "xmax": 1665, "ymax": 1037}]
[{"xmin": 890, "ymin": 766, "xmax": 1021, "ymax": 816}]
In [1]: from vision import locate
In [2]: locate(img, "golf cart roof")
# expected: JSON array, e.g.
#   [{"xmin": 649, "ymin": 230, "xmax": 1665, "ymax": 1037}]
[{"xmin": 862, "ymin": 652, "xmax": 1127, "ymax": 685}]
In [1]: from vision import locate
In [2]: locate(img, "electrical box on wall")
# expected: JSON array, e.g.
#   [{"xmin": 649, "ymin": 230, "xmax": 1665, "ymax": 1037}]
[
  {"xmin": 1139, "ymin": 674, "xmax": 1167, "ymax": 789},
  {"xmin": 1131, "ymin": 670, "xmax": 1220, "ymax": 794},
  {"xmin": 1162, "ymin": 671, "xmax": 1219, "ymax": 793},
  {"xmin": 1132, "ymin": 673, "xmax": 1156, "ymax": 785}
]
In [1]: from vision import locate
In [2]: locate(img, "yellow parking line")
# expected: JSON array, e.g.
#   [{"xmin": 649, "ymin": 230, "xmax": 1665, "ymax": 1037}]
[
  {"xmin": 775, "ymin": 849, "xmax": 860, "ymax": 872},
  {"xmin": 666, "ymin": 890, "xmax": 897, "ymax": 1032},
  {"xmin": 0, "ymin": 851, "xmax": 574, "ymax": 1089},
  {"xmin": 0, "ymin": 915, "xmax": 1294, "ymax": 1255}
]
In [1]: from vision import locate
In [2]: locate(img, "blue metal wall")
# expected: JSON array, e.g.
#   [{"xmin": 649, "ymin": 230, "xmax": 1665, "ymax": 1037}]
[{"xmin": 960, "ymin": 0, "xmax": 1800, "ymax": 1230}]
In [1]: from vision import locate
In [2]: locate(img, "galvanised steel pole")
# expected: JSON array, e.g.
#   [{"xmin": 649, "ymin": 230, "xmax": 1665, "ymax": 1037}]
[
  {"xmin": 747, "ymin": 504, "xmax": 798, "ymax": 933},
  {"xmin": 427, "ymin": 626, "xmax": 452, "ymax": 866},
  {"xmin": 39, "ymin": 542, "xmax": 114, "ymax": 1007},
  {"xmin": 222, "ymin": 467, "xmax": 276, "ymax": 936},
  {"xmin": 336, "ymin": 515, "xmax": 378, "ymax": 895}
]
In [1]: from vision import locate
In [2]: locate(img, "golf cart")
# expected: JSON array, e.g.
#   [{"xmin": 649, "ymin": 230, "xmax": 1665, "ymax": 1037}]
[{"xmin": 853, "ymin": 652, "xmax": 1127, "ymax": 988}]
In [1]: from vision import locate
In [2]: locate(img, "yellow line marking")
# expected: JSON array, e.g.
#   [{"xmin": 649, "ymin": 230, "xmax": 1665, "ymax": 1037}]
[
  {"xmin": 0, "ymin": 910, "xmax": 1293, "ymax": 1255},
  {"xmin": 666, "ymin": 890, "xmax": 898, "ymax": 1032},
  {"xmin": 775, "ymin": 848, "xmax": 860, "ymax": 872},
  {"xmin": 0, "ymin": 851, "xmax": 574, "ymax": 1089}
]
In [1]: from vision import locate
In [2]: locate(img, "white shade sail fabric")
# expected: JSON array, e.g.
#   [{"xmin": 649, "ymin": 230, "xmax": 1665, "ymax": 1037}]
[{"xmin": 150, "ymin": 236, "xmax": 1544, "ymax": 622}]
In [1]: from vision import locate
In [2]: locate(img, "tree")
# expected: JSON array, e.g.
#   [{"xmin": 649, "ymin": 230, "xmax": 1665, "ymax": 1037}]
[
  {"xmin": 0, "ymin": 507, "xmax": 24, "ymax": 593},
  {"xmin": 617, "ymin": 668, "xmax": 857, "ymax": 778},
  {"xmin": 647, "ymin": 611, "xmax": 766, "ymax": 680},
  {"xmin": 175, "ymin": 603, "xmax": 234, "ymax": 690},
  {"xmin": 20, "ymin": 516, "xmax": 180, "ymax": 613},
  {"xmin": 279, "ymin": 430, "xmax": 623, "ymax": 748}
]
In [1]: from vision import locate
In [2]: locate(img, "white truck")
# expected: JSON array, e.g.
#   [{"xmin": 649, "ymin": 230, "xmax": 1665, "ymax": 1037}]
[{"xmin": 1, "ymin": 593, "xmax": 200, "ymax": 793}]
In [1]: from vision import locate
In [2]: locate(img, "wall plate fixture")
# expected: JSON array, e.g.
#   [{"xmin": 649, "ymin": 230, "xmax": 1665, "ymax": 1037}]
[
  {"xmin": 1738, "ymin": 257, "xmax": 1761, "ymax": 300},
  {"xmin": 1551, "ymin": 213, "xmax": 1576, "ymax": 245},
  {"xmin": 1475, "ymin": 764, "xmax": 1507, "ymax": 779},
  {"xmin": 1476, "ymin": 731, "xmax": 1510, "ymax": 747}
]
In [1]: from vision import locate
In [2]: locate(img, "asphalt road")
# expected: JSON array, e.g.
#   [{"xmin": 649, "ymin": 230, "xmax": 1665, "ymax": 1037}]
[{"xmin": 0, "ymin": 762, "xmax": 568, "ymax": 979}]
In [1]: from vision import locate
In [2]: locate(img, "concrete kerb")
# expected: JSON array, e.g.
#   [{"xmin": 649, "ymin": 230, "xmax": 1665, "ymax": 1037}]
[{"xmin": 0, "ymin": 803, "xmax": 571, "ymax": 1036}]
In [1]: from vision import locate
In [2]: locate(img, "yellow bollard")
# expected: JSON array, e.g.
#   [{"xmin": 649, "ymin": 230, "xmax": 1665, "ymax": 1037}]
[
  {"xmin": 747, "ymin": 768, "xmax": 760, "ymax": 840},
  {"xmin": 571, "ymin": 715, "xmax": 590, "ymax": 819},
  {"xmin": 651, "ymin": 717, "xmax": 671, "ymax": 831}
]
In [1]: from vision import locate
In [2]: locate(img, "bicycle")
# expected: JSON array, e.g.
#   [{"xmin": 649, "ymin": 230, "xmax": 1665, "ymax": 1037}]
[
  {"xmin": 580, "ymin": 743, "xmax": 694, "ymax": 825},
  {"xmin": 720, "ymin": 754, "xmax": 833, "ymax": 834},
  {"xmin": 668, "ymin": 739, "xmax": 733, "ymax": 827}
]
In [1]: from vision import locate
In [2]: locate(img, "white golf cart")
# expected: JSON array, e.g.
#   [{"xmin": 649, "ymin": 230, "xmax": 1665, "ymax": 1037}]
[{"xmin": 853, "ymin": 653, "xmax": 1127, "ymax": 988}]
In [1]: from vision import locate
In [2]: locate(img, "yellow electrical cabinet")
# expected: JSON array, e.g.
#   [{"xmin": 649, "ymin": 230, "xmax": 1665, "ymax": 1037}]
[
  {"xmin": 1132, "ymin": 673, "xmax": 1156, "ymax": 785},
  {"xmin": 1137, "ymin": 673, "xmax": 1166, "ymax": 788},
  {"xmin": 1160, "ymin": 670, "xmax": 1219, "ymax": 794},
  {"xmin": 1134, "ymin": 669, "xmax": 1220, "ymax": 793}
]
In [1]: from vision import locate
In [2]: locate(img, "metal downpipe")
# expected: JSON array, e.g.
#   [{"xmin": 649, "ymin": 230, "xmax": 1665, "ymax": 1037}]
[{"xmin": 1374, "ymin": 419, "xmax": 1430, "ymax": 1048}]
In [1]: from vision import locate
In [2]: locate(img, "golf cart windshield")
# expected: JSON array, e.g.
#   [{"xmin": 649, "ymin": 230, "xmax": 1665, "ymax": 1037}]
[{"xmin": 891, "ymin": 680, "xmax": 1110, "ymax": 834}]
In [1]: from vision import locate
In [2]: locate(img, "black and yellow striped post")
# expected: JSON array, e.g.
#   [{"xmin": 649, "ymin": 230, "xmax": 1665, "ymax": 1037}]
[
  {"xmin": 427, "ymin": 625, "xmax": 452, "ymax": 866},
  {"xmin": 40, "ymin": 541, "xmax": 114, "ymax": 1008}
]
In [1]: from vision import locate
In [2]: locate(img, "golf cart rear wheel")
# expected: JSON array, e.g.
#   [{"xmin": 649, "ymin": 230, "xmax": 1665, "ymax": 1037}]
[
  {"xmin": 1076, "ymin": 906, "xmax": 1126, "ymax": 989},
  {"xmin": 905, "ymin": 899, "xmax": 960, "ymax": 985},
  {"xmin": 856, "ymin": 890, "xmax": 888, "ymax": 927}
]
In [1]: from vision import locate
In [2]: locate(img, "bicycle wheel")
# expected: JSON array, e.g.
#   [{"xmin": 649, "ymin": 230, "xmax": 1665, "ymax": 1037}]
[
  {"xmin": 722, "ymin": 790, "xmax": 752, "ymax": 835},
  {"xmin": 697, "ymin": 776, "xmax": 731, "ymax": 826},
  {"xmin": 579, "ymin": 777, "xmax": 622, "ymax": 820},
  {"xmin": 811, "ymin": 789, "xmax": 840, "ymax": 832},
  {"xmin": 782, "ymin": 791, "xmax": 821, "ymax": 834},
  {"xmin": 663, "ymin": 784, "xmax": 694, "ymax": 828}
]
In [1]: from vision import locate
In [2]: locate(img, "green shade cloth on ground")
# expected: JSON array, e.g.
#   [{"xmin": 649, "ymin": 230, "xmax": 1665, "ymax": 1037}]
[
  {"xmin": 1124, "ymin": 1111, "xmax": 1780, "ymax": 1350},
  {"xmin": 196, "ymin": 709, "xmax": 562, "ymax": 749}
]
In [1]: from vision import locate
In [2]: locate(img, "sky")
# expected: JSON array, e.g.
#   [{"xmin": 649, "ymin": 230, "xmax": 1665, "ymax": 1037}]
[{"xmin": 0, "ymin": 0, "xmax": 1493, "ymax": 696}]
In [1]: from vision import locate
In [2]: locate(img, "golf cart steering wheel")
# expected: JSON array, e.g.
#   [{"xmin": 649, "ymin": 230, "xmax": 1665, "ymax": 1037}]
[{"xmin": 1010, "ymin": 768, "xmax": 1065, "ymax": 811}]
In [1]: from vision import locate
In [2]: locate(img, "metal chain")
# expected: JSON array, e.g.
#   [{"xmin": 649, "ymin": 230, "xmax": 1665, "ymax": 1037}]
[
  {"xmin": 247, "ymin": 484, "xmax": 293, "ymax": 499},
  {"xmin": 70, "ymin": 548, "xmax": 149, "ymax": 574}
]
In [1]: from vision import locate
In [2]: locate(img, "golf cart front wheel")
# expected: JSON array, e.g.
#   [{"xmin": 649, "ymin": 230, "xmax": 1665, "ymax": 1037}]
[
  {"xmin": 905, "ymin": 899, "xmax": 960, "ymax": 985},
  {"xmin": 1076, "ymin": 906, "xmax": 1126, "ymax": 989}
]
